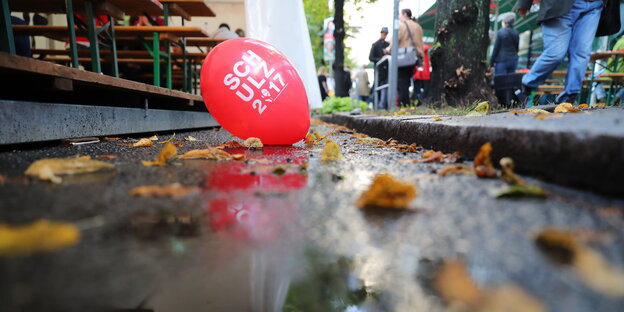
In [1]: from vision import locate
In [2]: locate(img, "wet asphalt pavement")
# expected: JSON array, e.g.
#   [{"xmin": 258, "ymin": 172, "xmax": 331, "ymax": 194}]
[{"xmin": 1, "ymin": 119, "xmax": 624, "ymax": 312}]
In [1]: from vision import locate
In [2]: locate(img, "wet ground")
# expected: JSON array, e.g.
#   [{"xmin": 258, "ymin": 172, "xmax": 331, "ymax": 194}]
[{"xmin": 1, "ymin": 120, "xmax": 624, "ymax": 312}]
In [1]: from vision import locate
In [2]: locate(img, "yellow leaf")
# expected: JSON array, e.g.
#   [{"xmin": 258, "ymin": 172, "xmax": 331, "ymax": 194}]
[
  {"xmin": 131, "ymin": 138, "xmax": 154, "ymax": 147},
  {"xmin": 183, "ymin": 136, "xmax": 199, "ymax": 142},
  {"xmin": 142, "ymin": 142, "xmax": 177, "ymax": 166},
  {"xmin": 534, "ymin": 113, "xmax": 550, "ymax": 120},
  {"xmin": 578, "ymin": 104, "xmax": 589, "ymax": 109},
  {"xmin": 243, "ymin": 137, "xmax": 264, "ymax": 148},
  {"xmin": 178, "ymin": 147, "xmax": 233, "ymax": 160},
  {"xmin": 321, "ymin": 140, "xmax": 343, "ymax": 161},
  {"xmin": 439, "ymin": 164, "xmax": 474, "ymax": 176},
  {"xmin": 474, "ymin": 142, "xmax": 496, "ymax": 178},
  {"xmin": 433, "ymin": 116, "xmax": 443, "ymax": 121},
  {"xmin": 554, "ymin": 103, "xmax": 580, "ymax": 113},
  {"xmin": 148, "ymin": 135, "xmax": 158, "ymax": 141},
  {"xmin": 355, "ymin": 137, "xmax": 384, "ymax": 145},
  {"xmin": 466, "ymin": 101, "xmax": 489, "ymax": 117},
  {"xmin": 25, "ymin": 156, "xmax": 115, "ymax": 183},
  {"xmin": 130, "ymin": 183, "xmax": 200, "ymax": 198},
  {"xmin": 0, "ymin": 220, "xmax": 80, "ymax": 256},
  {"xmin": 356, "ymin": 173, "xmax": 417, "ymax": 209},
  {"xmin": 158, "ymin": 133, "xmax": 176, "ymax": 143},
  {"xmin": 535, "ymin": 229, "xmax": 624, "ymax": 297}
]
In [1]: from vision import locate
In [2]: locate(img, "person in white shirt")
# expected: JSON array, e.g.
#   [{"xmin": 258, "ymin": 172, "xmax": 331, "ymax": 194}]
[{"xmin": 212, "ymin": 23, "xmax": 240, "ymax": 40}]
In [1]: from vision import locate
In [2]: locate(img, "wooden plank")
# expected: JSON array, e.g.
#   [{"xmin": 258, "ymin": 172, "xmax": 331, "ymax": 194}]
[
  {"xmin": 590, "ymin": 51, "xmax": 624, "ymax": 62},
  {"xmin": 0, "ymin": 52, "xmax": 202, "ymax": 101},
  {"xmin": 13, "ymin": 25, "xmax": 208, "ymax": 38},
  {"xmin": 184, "ymin": 37, "xmax": 226, "ymax": 47},
  {"xmin": 159, "ymin": 0, "xmax": 215, "ymax": 18},
  {"xmin": 33, "ymin": 48, "xmax": 207, "ymax": 60},
  {"xmin": 167, "ymin": 3, "xmax": 192, "ymax": 21},
  {"xmin": 8, "ymin": 0, "xmax": 152, "ymax": 19}
]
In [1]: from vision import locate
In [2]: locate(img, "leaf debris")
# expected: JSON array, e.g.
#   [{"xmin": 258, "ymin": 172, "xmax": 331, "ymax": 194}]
[
  {"xmin": 142, "ymin": 142, "xmax": 177, "ymax": 166},
  {"xmin": 243, "ymin": 137, "xmax": 264, "ymax": 149},
  {"xmin": 356, "ymin": 174, "xmax": 417, "ymax": 210},
  {"xmin": 474, "ymin": 142, "xmax": 496, "ymax": 178},
  {"xmin": 0, "ymin": 220, "xmax": 80, "ymax": 256},
  {"xmin": 25, "ymin": 156, "xmax": 115, "ymax": 183},
  {"xmin": 178, "ymin": 147, "xmax": 234, "ymax": 160},
  {"xmin": 321, "ymin": 140, "xmax": 343, "ymax": 161},
  {"xmin": 131, "ymin": 138, "xmax": 155, "ymax": 147},
  {"xmin": 130, "ymin": 183, "xmax": 200, "ymax": 198}
]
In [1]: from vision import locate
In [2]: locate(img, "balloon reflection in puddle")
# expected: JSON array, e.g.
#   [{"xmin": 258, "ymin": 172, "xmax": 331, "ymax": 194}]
[{"xmin": 204, "ymin": 146, "xmax": 308, "ymax": 311}]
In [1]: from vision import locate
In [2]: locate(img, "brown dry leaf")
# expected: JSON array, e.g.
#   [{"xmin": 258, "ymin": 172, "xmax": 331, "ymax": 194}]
[
  {"xmin": 578, "ymin": 104, "xmax": 589, "ymax": 109},
  {"xmin": 500, "ymin": 157, "xmax": 527, "ymax": 185},
  {"xmin": 352, "ymin": 133, "xmax": 369, "ymax": 139},
  {"xmin": 149, "ymin": 135, "xmax": 158, "ymax": 141},
  {"xmin": 443, "ymin": 151, "xmax": 462, "ymax": 163},
  {"xmin": 422, "ymin": 150, "xmax": 436, "ymax": 158},
  {"xmin": 158, "ymin": 133, "xmax": 176, "ymax": 144},
  {"xmin": 96, "ymin": 155, "xmax": 118, "ymax": 160},
  {"xmin": 132, "ymin": 138, "xmax": 155, "ymax": 147},
  {"xmin": 439, "ymin": 164, "xmax": 475, "ymax": 176},
  {"xmin": 130, "ymin": 183, "xmax": 200, "ymax": 198},
  {"xmin": 104, "ymin": 137, "xmax": 121, "ymax": 141},
  {"xmin": 142, "ymin": 142, "xmax": 177, "ymax": 166},
  {"xmin": 0, "ymin": 220, "xmax": 80, "ymax": 256},
  {"xmin": 474, "ymin": 142, "xmax": 497, "ymax": 178},
  {"xmin": 412, "ymin": 151, "xmax": 444, "ymax": 163},
  {"xmin": 25, "ymin": 156, "xmax": 115, "ymax": 183},
  {"xmin": 356, "ymin": 173, "xmax": 417, "ymax": 209},
  {"xmin": 534, "ymin": 113, "xmax": 550, "ymax": 120},
  {"xmin": 178, "ymin": 147, "xmax": 233, "ymax": 160},
  {"xmin": 535, "ymin": 229, "xmax": 624, "ymax": 297},
  {"xmin": 434, "ymin": 260, "xmax": 545, "ymax": 312},
  {"xmin": 217, "ymin": 141, "xmax": 244, "ymax": 149},
  {"xmin": 174, "ymin": 142, "xmax": 183, "ymax": 147},
  {"xmin": 554, "ymin": 103, "xmax": 580, "ymax": 113},
  {"xmin": 183, "ymin": 136, "xmax": 199, "ymax": 142},
  {"xmin": 394, "ymin": 144, "xmax": 419, "ymax": 153},
  {"xmin": 321, "ymin": 140, "xmax": 343, "ymax": 161},
  {"xmin": 433, "ymin": 260, "xmax": 485, "ymax": 308},
  {"xmin": 243, "ymin": 137, "xmax": 264, "ymax": 149}
]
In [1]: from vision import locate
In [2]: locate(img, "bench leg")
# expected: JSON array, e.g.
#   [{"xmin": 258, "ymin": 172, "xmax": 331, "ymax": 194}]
[
  {"xmin": 0, "ymin": 0, "xmax": 15, "ymax": 54},
  {"xmin": 85, "ymin": 1, "xmax": 101, "ymax": 73},
  {"xmin": 109, "ymin": 17, "xmax": 118, "ymax": 77},
  {"xmin": 64, "ymin": 0, "xmax": 79, "ymax": 68},
  {"xmin": 153, "ymin": 31, "xmax": 160, "ymax": 87},
  {"xmin": 164, "ymin": 4, "xmax": 172, "ymax": 89}
]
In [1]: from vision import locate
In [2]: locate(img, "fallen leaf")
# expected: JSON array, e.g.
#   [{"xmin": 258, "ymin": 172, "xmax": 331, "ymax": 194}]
[
  {"xmin": 25, "ymin": 156, "xmax": 115, "ymax": 183},
  {"xmin": 243, "ymin": 137, "xmax": 264, "ymax": 148},
  {"xmin": 304, "ymin": 133, "xmax": 316, "ymax": 145},
  {"xmin": 490, "ymin": 184, "xmax": 548, "ymax": 198},
  {"xmin": 433, "ymin": 260, "xmax": 484, "ymax": 308},
  {"xmin": 174, "ymin": 142, "xmax": 183, "ymax": 147},
  {"xmin": 439, "ymin": 164, "xmax": 474, "ymax": 176},
  {"xmin": 534, "ymin": 112, "xmax": 550, "ymax": 120},
  {"xmin": 443, "ymin": 151, "xmax": 462, "ymax": 163},
  {"xmin": 142, "ymin": 142, "xmax": 177, "ymax": 166},
  {"xmin": 411, "ymin": 151, "xmax": 444, "ymax": 163},
  {"xmin": 0, "ymin": 220, "xmax": 80, "ymax": 256},
  {"xmin": 321, "ymin": 140, "xmax": 343, "ymax": 161},
  {"xmin": 422, "ymin": 150, "xmax": 436, "ymax": 158},
  {"xmin": 130, "ymin": 183, "xmax": 200, "ymax": 198},
  {"xmin": 158, "ymin": 133, "xmax": 176, "ymax": 144},
  {"xmin": 500, "ymin": 157, "xmax": 526, "ymax": 185},
  {"xmin": 131, "ymin": 138, "xmax": 155, "ymax": 147},
  {"xmin": 433, "ymin": 116, "xmax": 443, "ymax": 121},
  {"xmin": 231, "ymin": 154, "xmax": 246, "ymax": 160},
  {"xmin": 217, "ymin": 141, "xmax": 243, "ymax": 149},
  {"xmin": 578, "ymin": 104, "xmax": 589, "ymax": 109},
  {"xmin": 554, "ymin": 103, "xmax": 580, "ymax": 113},
  {"xmin": 96, "ymin": 155, "xmax": 118, "ymax": 160},
  {"xmin": 474, "ymin": 142, "xmax": 496, "ymax": 178},
  {"xmin": 356, "ymin": 173, "xmax": 417, "ymax": 209},
  {"xmin": 178, "ymin": 147, "xmax": 233, "ymax": 160},
  {"xmin": 394, "ymin": 144, "xmax": 419, "ymax": 153},
  {"xmin": 466, "ymin": 101, "xmax": 489, "ymax": 117},
  {"xmin": 352, "ymin": 133, "xmax": 369, "ymax": 139},
  {"xmin": 149, "ymin": 135, "xmax": 158, "ymax": 141},
  {"xmin": 434, "ymin": 260, "xmax": 546, "ymax": 312},
  {"xmin": 355, "ymin": 137, "xmax": 384, "ymax": 145},
  {"xmin": 535, "ymin": 229, "xmax": 624, "ymax": 297},
  {"xmin": 103, "ymin": 137, "xmax": 121, "ymax": 141}
]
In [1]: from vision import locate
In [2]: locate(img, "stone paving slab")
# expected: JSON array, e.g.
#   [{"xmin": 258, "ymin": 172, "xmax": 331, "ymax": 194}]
[{"xmin": 320, "ymin": 108, "xmax": 624, "ymax": 196}]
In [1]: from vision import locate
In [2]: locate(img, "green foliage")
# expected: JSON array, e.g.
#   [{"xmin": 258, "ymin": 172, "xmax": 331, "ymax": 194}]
[
  {"xmin": 320, "ymin": 97, "xmax": 368, "ymax": 114},
  {"xmin": 303, "ymin": 0, "xmax": 331, "ymax": 68}
]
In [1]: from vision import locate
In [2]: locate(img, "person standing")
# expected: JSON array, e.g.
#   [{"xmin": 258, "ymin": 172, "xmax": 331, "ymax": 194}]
[
  {"xmin": 369, "ymin": 27, "xmax": 389, "ymax": 109},
  {"xmin": 490, "ymin": 13, "xmax": 519, "ymax": 76},
  {"xmin": 515, "ymin": 0, "xmax": 620, "ymax": 105},
  {"xmin": 356, "ymin": 65, "xmax": 371, "ymax": 104},
  {"xmin": 212, "ymin": 23, "xmax": 240, "ymax": 40},
  {"xmin": 388, "ymin": 8, "xmax": 424, "ymax": 107},
  {"xmin": 317, "ymin": 67, "xmax": 329, "ymax": 101}
]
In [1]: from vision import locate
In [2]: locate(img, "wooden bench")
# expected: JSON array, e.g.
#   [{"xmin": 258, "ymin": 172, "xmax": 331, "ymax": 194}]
[
  {"xmin": 160, "ymin": 0, "xmax": 216, "ymax": 21},
  {"xmin": 32, "ymin": 49, "xmax": 208, "ymax": 61},
  {"xmin": 12, "ymin": 25, "xmax": 208, "ymax": 40},
  {"xmin": 8, "ymin": 0, "xmax": 164, "ymax": 18}
]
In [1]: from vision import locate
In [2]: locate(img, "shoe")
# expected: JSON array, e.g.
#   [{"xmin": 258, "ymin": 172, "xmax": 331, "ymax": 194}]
[
  {"xmin": 514, "ymin": 84, "xmax": 533, "ymax": 108},
  {"xmin": 555, "ymin": 93, "xmax": 578, "ymax": 105}
]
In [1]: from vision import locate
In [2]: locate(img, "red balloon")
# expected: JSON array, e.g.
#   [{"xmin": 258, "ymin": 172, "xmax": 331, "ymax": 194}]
[{"xmin": 200, "ymin": 38, "xmax": 310, "ymax": 145}]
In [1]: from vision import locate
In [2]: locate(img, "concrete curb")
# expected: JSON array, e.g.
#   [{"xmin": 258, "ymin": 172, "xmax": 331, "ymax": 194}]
[{"xmin": 319, "ymin": 109, "xmax": 624, "ymax": 197}]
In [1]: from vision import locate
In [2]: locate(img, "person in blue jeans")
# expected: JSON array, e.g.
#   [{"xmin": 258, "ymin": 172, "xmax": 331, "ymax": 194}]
[
  {"xmin": 490, "ymin": 13, "xmax": 519, "ymax": 76},
  {"xmin": 515, "ymin": 0, "xmax": 605, "ymax": 105}
]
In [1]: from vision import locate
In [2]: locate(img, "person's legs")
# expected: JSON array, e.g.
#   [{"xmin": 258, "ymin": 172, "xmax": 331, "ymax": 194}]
[
  {"xmin": 380, "ymin": 88, "xmax": 388, "ymax": 110},
  {"xmin": 397, "ymin": 67, "xmax": 411, "ymax": 107},
  {"xmin": 522, "ymin": 12, "xmax": 575, "ymax": 89},
  {"xmin": 505, "ymin": 58, "xmax": 518, "ymax": 75},
  {"xmin": 558, "ymin": 0, "xmax": 604, "ymax": 102}
]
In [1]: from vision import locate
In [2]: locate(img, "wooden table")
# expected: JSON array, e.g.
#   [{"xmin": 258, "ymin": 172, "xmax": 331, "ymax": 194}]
[
  {"xmin": 587, "ymin": 51, "xmax": 624, "ymax": 106},
  {"xmin": 160, "ymin": 0, "xmax": 215, "ymax": 21}
]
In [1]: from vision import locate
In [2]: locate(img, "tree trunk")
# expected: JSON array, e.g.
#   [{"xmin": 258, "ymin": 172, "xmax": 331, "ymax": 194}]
[
  {"xmin": 333, "ymin": 0, "xmax": 348, "ymax": 97},
  {"xmin": 425, "ymin": 0, "xmax": 497, "ymax": 107}
]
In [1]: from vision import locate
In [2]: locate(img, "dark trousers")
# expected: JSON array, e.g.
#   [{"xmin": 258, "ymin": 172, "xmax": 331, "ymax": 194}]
[
  {"xmin": 494, "ymin": 58, "xmax": 518, "ymax": 76},
  {"xmin": 398, "ymin": 66, "xmax": 413, "ymax": 107}
]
